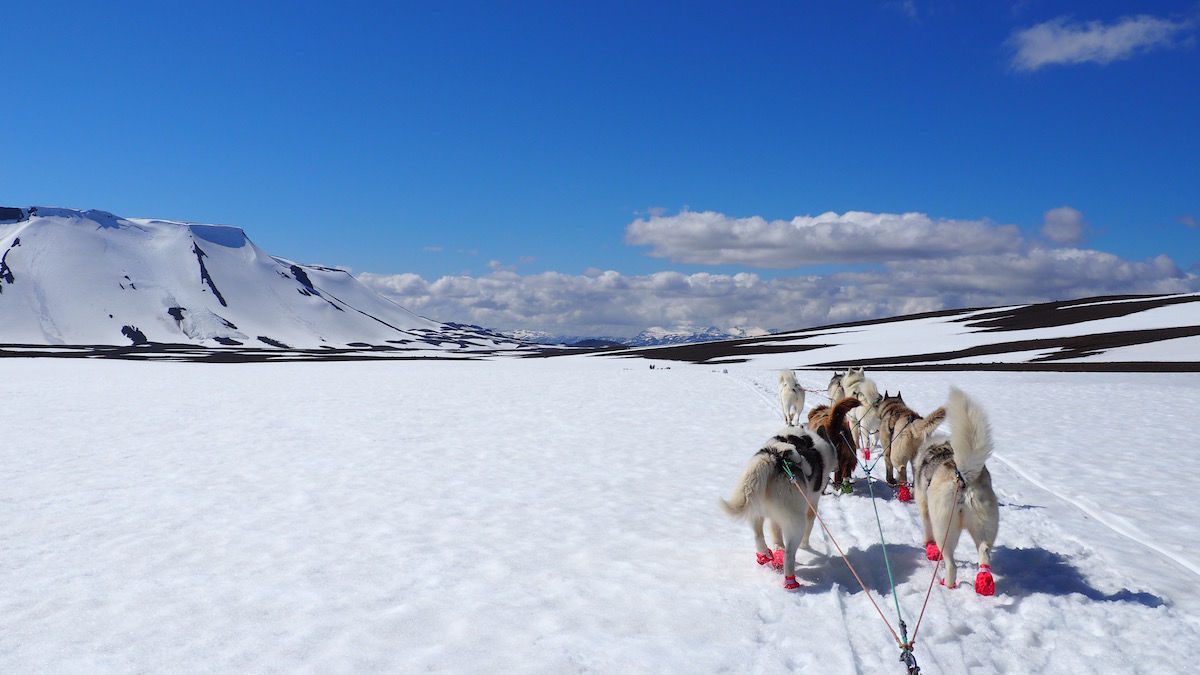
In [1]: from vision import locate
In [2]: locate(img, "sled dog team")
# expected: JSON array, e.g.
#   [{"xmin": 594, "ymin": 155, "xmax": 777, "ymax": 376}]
[{"xmin": 722, "ymin": 368, "xmax": 998, "ymax": 595}]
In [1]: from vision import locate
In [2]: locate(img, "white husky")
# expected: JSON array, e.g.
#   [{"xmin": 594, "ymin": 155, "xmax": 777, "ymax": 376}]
[
  {"xmin": 721, "ymin": 426, "xmax": 836, "ymax": 590},
  {"xmin": 842, "ymin": 368, "xmax": 881, "ymax": 448},
  {"xmin": 778, "ymin": 370, "xmax": 805, "ymax": 425},
  {"xmin": 913, "ymin": 386, "xmax": 999, "ymax": 595}
]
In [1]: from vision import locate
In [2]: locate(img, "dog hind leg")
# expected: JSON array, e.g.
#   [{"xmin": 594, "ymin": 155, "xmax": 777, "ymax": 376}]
[
  {"xmin": 782, "ymin": 524, "xmax": 803, "ymax": 590},
  {"xmin": 932, "ymin": 494, "xmax": 965, "ymax": 588},
  {"xmin": 965, "ymin": 496, "xmax": 999, "ymax": 595},
  {"xmin": 799, "ymin": 506, "xmax": 817, "ymax": 550}
]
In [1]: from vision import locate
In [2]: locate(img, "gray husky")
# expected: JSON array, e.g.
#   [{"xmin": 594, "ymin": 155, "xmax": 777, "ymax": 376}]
[
  {"xmin": 913, "ymin": 387, "xmax": 999, "ymax": 595},
  {"xmin": 721, "ymin": 426, "xmax": 836, "ymax": 590}
]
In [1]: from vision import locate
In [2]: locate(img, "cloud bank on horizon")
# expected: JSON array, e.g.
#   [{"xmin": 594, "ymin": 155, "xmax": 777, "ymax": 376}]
[{"xmin": 360, "ymin": 206, "xmax": 1200, "ymax": 338}]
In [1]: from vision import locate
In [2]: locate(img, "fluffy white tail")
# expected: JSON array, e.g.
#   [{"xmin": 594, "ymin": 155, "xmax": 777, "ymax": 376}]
[
  {"xmin": 947, "ymin": 386, "xmax": 993, "ymax": 482},
  {"xmin": 720, "ymin": 453, "xmax": 774, "ymax": 518}
]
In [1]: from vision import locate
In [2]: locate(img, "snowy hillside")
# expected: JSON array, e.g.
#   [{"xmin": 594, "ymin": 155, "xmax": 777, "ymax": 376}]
[
  {"xmin": 0, "ymin": 207, "xmax": 526, "ymax": 354},
  {"xmin": 607, "ymin": 293, "xmax": 1200, "ymax": 371}
]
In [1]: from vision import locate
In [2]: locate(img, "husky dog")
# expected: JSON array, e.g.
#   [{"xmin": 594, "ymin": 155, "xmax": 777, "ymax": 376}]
[
  {"xmin": 721, "ymin": 426, "xmax": 836, "ymax": 590},
  {"xmin": 827, "ymin": 371, "xmax": 845, "ymax": 403},
  {"xmin": 877, "ymin": 391, "xmax": 946, "ymax": 488},
  {"xmin": 840, "ymin": 367, "xmax": 865, "ymax": 398},
  {"xmin": 778, "ymin": 370, "xmax": 806, "ymax": 425},
  {"xmin": 913, "ymin": 387, "xmax": 999, "ymax": 595},
  {"xmin": 846, "ymin": 375, "xmax": 882, "ymax": 449},
  {"xmin": 807, "ymin": 397, "xmax": 862, "ymax": 489}
]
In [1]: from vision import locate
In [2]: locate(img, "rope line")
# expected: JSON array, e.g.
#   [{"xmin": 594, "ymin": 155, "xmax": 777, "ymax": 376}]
[{"xmin": 779, "ymin": 459, "xmax": 905, "ymax": 648}]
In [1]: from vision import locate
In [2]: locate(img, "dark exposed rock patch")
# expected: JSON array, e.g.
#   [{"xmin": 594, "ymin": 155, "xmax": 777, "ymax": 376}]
[
  {"xmin": 957, "ymin": 295, "xmax": 1200, "ymax": 332},
  {"xmin": 0, "ymin": 237, "xmax": 20, "ymax": 288},
  {"xmin": 121, "ymin": 325, "xmax": 148, "ymax": 345},
  {"xmin": 257, "ymin": 336, "xmax": 290, "ymax": 349},
  {"xmin": 191, "ymin": 242, "xmax": 227, "ymax": 307}
]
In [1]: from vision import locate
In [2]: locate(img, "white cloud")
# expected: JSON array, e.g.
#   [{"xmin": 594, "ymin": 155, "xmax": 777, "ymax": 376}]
[
  {"xmin": 1040, "ymin": 206, "xmax": 1088, "ymax": 244},
  {"xmin": 358, "ymin": 248, "xmax": 1198, "ymax": 338},
  {"xmin": 624, "ymin": 209, "xmax": 1022, "ymax": 268},
  {"xmin": 1009, "ymin": 14, "xmax": 1195, "ymax": 71}
]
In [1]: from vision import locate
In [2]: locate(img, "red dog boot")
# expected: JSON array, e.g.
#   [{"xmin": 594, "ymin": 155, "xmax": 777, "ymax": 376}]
[
  {"xmin": 862, "ymin": 447, "xmax": 871, "ymax": 460},
  {"xmin": 975, "ymin": 564, "xmax": 995, "ymax": 596},
  {"xmin": 925, "ymin": 541, "xmax": 942, "ymax": 561},
  {"xmin": 782, "ymin": 575, "xmax": 800, "ymax": 591},
  {"xmin": 940, "ymin": 578, "xmax": 958, "ymax": 589},
  {"xmin": 756, "ymin": 551, "xmax": 772, "ymax": 566},
  {"xmin": 897, "ymin": 483, "xmax": 913, "ymax": 503},
  {"xmin": 772, "ymin": 549, "xmax": 786, "ymax": 571}
]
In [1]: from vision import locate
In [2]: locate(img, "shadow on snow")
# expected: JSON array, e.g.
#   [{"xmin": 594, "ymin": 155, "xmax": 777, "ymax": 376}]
[
  {"xmin": 993, "ymin": 546, "xmax": 1164, "ymax": 607},
  {"xmin": 790, "ymin": 544, "xmax": 1164, "ymax": 608}
]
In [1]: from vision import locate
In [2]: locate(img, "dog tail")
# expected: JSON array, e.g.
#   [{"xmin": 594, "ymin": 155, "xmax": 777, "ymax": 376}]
[
  {"xmin": 720, "ymin": 452, "xmax": 775, "ymax": 518},
  {"xmin": 947, "ymin": 387, "xmax": 993, "ymax": 483},
  {"xmin": 827, "ymin": 396, "xmax": 861, "ymax": 432},
  {"xmin": 915, "ymin": 406, "xmax": 946, "ymax": 436}
]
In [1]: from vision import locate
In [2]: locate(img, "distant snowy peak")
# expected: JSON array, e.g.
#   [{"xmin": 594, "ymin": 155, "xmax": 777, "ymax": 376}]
[
  {"xmin": 632, "ymin": 326, "xmax": 769, "ymax": 346},
  {"xmin": 0, "ymin": 206, "xmax": 525, "ymax": 352},
  {"xmin": 503, "ymin": 326, "xmax": 769, "ymax": 348}
]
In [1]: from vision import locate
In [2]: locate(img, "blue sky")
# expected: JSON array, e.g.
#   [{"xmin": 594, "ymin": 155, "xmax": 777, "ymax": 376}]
[{"xmin": 3, "ymin": 1, "xmax": 1198, "ymax": 335}]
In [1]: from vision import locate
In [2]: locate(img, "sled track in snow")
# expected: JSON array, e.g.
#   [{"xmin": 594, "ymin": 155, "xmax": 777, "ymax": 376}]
[{"xmin": 989, "ymin": 453, "xmax": 1200, "ymax": 580}]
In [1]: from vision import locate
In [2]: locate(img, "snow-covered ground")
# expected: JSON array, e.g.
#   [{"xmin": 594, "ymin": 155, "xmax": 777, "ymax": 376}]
[{"xmin": 3, "ymin": 357, "xmax": 1198, "ymax": 673}]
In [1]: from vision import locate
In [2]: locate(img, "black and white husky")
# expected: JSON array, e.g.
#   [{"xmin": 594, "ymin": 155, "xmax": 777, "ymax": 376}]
[
  {"xmin": 913, "ymin": 387, "xmax": 1000, "ymax": 595},
  {"xmin": 778, "ymin": 370, "xmax": 805, "ymax": 425},
  {"xmin": 721, "ymin": 426, "xmax": 836, "ymax": 590}
]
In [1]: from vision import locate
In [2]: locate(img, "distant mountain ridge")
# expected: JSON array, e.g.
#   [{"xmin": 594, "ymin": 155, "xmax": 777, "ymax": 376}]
[
  {"xmin": 0, "ymin": 206, "xmax": 526, "ymax": 355},
  {"xmin": 506, "ymin": 326, "xmax": 769, "ymax": 347}
]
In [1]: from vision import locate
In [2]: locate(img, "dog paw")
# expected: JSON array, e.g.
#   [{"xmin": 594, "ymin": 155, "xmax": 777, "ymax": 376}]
[
  {"xmin": 939, "ymin": 578, "xmax": 958, "ymax": 589},
  {"xmin": 925, "ymin": 542, "xmax": 942, "ymax": 561},
  {"xmin": 897, "ymin": 484, "xmax": 913, "ymax": 502},
  {"xmin": 782, "ymin": 575, "xmax": 801, "ymax": 591},
  {"xmin": 772, "ymin": 549, "xmax": 786, "ymax": 571},
  {"xmin": 975, "ymin": 567, "xmax": 995, "ymax": 596},
  {"xmin": 756, "ymin": 551, "xmax": 773, "ymax": 566}
]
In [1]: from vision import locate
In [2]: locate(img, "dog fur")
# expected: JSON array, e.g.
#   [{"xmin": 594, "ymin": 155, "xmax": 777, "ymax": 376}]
[
  {"xmin": 721, "ymin": 426, "xmax": 836, "ymax": 585},
  {"xmin": 827, "ymin": 371, "xmax": 845, "ymax": 403},
  {"xmin": 778, "ymin": 370, "xmax": 806, "ymax": 426},
  {"xmin": 807, "ymin": 397, "xmax": 862, "ymax": 488},
  {"xmin": 877, "ymin": 391, "xmax": 946, "ymax": 487},
  {"xmin": 845, "ymin": 373, "xmax": 881, "ymax": 449},
  {"xmin": 840, "ymin": 367, "xmax": 864, "ymax": 398},
  {"xmin": 913, "ymin": 387, "xmax": 999, "ymax": 591}
]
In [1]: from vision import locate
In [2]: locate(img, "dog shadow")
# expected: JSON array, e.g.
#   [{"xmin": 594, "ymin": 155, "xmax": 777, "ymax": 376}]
[
  {"xmin": 992, "ymin": 546, "xmax": 1165, "ymax": 608},
  {"xmin": 827, "ymin": 477, "xmax": 897, "ymax": 501},
  {"xmin": 793, "ymin": 542, "xmax": 924, "ymax": 595}
]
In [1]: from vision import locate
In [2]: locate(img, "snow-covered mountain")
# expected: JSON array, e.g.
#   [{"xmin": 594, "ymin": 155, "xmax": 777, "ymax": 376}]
[
  {"xmin": 0, "ymin": 206, "xmax": 526, "ymax": 355},
  {"xmin": 506, "ymin": 326, "xmax": 768, "ymax": 348},
  {"xmin": 630, "ymin": 325, "xmax": 769, "ymax": 346}
]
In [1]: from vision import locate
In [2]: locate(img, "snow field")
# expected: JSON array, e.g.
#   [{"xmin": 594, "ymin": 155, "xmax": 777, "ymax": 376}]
[{"xmin": 2, "ymin": 358, "xmax": 1198, "ymax": 673}]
